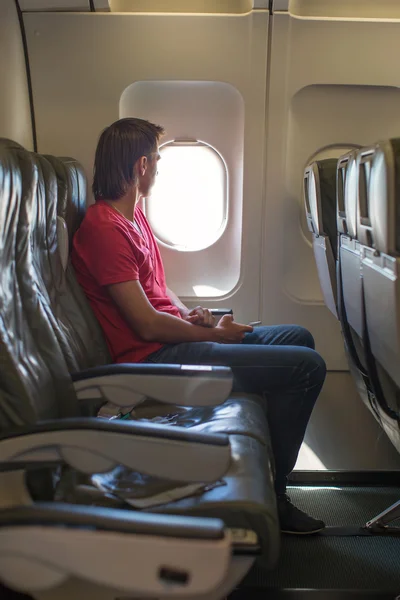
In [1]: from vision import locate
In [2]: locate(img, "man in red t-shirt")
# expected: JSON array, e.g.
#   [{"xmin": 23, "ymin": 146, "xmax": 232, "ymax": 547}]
[{"xmin": 72, "ymin": 118, "xmax": 326, "ymax": 535}]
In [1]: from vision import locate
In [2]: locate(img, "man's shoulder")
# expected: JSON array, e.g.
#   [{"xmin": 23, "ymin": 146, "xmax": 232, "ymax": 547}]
[
  {"xmin": 83, "ymin": 202, "xmax": 133, "ymax": 236},
  {"xmin": 85, "ymin": 200, "xmax": 116, "ymax": 224}
]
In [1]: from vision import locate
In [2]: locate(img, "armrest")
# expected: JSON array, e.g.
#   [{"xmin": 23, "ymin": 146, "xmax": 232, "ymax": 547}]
[
  {"xmin": 211, "ymin": 308, "xmax": 233, "ymax": 325},
  {"xmin": 72, "ymin": 364, "xmax": 233, "ymax": 408},
  {"xmin": 0, "ymin": 419, "xmax": 231, "ymax": 483},
  {"xmin": 0, "ymin": 503, "xmax": 231, "ymax": 596}
]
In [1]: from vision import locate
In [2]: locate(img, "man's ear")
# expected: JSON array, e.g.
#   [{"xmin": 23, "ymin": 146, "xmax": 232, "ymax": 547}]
[
  {"xmin": 134, "ymin": 156, "xmax": 147, "ymax": 179},
  {"xmin": 139, "ymin": 156, "xmax": 147, "ymax": 176}
]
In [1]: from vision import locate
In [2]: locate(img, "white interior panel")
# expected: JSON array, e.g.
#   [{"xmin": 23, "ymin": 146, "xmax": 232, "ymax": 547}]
[
  {"xmin": 24, "ymin": 10, "xmax": 269, "ymax": 320},
  {"xmin": 110, "ymin": 0, "xmax": 269, "ymax": 11},
  {"xmin": 289, "ymin": 0, "xmax": 400, "ymax": 19},
  {"xmin": 288, "ymin": 84, "xmax": 400, "ymax": 303},
  {"xmin": 298, "ymin": 372, "xmax": 400, "ymax": 470},
  {"xmin": 264, "ymin": 11, "xmax": 400, "ymax": 369},
  {"xmin": 19, "ymin": 0, "xmax": 90, "ymax": 10},
  {"xmin": 120, "ymin": 80, "xmax": 243, "ymax": 297},
  {"xmin": 0, "ymin": 1, "xmax": 33, "ymax": 150},
  {"xmin": 110, "ymin": 0, "xmax": 255, "ymax": 13}
]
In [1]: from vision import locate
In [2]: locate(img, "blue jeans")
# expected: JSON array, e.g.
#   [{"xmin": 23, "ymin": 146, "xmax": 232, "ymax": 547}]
[{"xmin": 145, "ymin": 325, "xmax": 326, "ymax": 494}]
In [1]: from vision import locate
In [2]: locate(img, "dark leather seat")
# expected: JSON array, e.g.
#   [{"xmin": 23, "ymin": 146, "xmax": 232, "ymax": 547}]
[
  {"xmin": 304, "ymin": 141, "xmax": 400, "ymax": 533},
  {"xmin": 357, "ymin": 140, "xmax": 400, "ymax": 448},
  {"xmin": 0, "ymin": 139, "xmax": 280, "ymax": 598},
  {"xmin": 14, "ymin": 147, "xmax": 274, "ymax": 449},
  {"xmin": 304, "ymin": 158, "xmax": 338, "ymax": 317}
]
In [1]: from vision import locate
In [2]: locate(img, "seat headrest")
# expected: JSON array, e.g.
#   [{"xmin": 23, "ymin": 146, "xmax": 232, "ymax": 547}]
[
  {"xmin": 355, "ymin": 146, "xmax": 375, "ymax": 249},
  {"xmin": 43, "ymin": 155, "xmax": 87, "ymax": 251},
  {"xmin": 337, "ymin": 150, "xmax": 358, "ymax": 238},
  {"xmin": 0, "ymin": 138, "xmax": 25, "ymax": 155},
  {"xmin": 304, "ymin": 158, "xmax": 338, "ymax": 259},
  {"xmin": 368, "ymin": 138, "xmax": 400, "ymax": 255}
]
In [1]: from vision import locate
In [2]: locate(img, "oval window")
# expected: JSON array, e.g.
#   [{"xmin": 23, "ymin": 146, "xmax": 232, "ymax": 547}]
[{"xmin": 144, "ymin": 142, "xmax": 228, "ymax": 251}]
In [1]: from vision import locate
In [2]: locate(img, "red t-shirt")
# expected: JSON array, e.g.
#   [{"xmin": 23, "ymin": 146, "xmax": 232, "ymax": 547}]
[{"xmin": 71, "ymin": 201, "xmax": 181, "ymax": 363}]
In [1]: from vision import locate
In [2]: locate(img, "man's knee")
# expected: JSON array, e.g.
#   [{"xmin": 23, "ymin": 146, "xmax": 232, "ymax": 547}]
[
  {"xmin": 290, "ymin": 326, "xmax": 315, "ymax": 350},
  {"xmin": 302, "ymin": 347, "xmax": 327, "ymax": 386}
]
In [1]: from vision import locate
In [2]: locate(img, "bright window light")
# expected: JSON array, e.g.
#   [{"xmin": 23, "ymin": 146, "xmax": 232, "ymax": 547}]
[
  {"xmin": 294, "ymin": 443, "xmax": 326, "ymax": 471},
  {"xmin": 192, "ymin": 284, "xmax": 230, "ymax": 297},
  {"xmin": 145, "ymin": 143, "xmax": 227, "ymax": 251}
]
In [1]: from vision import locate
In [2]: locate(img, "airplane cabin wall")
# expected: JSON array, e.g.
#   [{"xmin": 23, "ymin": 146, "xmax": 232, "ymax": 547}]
[
  {"xmin": 23, "ymin": 8, "xmax": 270, "ymax": 328},
  {"xmin": 0, "ymin": 1, "xmax": 33, "ymax": 151}
]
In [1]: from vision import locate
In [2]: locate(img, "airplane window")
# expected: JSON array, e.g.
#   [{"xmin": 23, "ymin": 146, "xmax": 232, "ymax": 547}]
[{"xmin": 144, "ymin": 142, "xmax": 227, "ymax": 251}]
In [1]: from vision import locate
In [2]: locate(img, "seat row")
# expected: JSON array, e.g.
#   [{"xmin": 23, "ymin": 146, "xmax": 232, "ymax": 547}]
[
  {"xmin": 304, "ymin": 139, "xmax": 400, "ymax": 531},
  {"xmin": 0, "ymin": 139, "xmax": 279, "ymax": 599}
]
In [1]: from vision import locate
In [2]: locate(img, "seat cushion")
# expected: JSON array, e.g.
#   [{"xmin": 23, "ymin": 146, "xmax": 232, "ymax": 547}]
[
  {"xmin": 58, "ymin": 433, "xmax": 280, "ymax": 570},
  {"xmin": 131, "ymin": 394, "xmax": 270, "ymax": 447},
  {"xmin": 151, "ymin": 434, "xmax": 279, "ymax": 569}
]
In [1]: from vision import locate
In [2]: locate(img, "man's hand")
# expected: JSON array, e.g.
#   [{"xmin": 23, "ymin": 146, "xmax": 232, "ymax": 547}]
[
  {"xmin": 215, "ymin": 314, "xmax": 253, "ymax": 343},
  {"xmin": 181, "ymin": 306, "xmax": 216, "ymax": 328}
]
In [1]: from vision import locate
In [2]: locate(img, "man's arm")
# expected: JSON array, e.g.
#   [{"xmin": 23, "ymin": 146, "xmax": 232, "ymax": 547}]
[
  {"xmin": 166, "ymin": 287, "xmax": 189, "ymax": 318},
  {"xmin": 108, "ymin": 280, "xmax": 252, "ymax": 344}
]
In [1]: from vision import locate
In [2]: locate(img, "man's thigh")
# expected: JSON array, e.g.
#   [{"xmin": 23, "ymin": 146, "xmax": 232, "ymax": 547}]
[
  {"xmin": 146, "ymin": 341, "xmax": 215, "ymax": 365},
  {"xmin": 146, "ymin": 339, "xmax": 320, "ymax": 395},
  {"xmin": 242, "ymin": 324, "xmax": 315, "ymax": 349}
]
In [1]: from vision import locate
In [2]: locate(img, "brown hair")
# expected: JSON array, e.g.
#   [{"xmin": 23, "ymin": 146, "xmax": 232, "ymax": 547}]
[{"xmin": 92, "ymin": 118, "xmax": 164, "ymax": 200}]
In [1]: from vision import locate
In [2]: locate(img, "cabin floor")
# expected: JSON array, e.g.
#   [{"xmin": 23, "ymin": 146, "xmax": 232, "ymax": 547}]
[{"xmin": 232, "ymin": 473, "xmax": 400, "ymax": 599}]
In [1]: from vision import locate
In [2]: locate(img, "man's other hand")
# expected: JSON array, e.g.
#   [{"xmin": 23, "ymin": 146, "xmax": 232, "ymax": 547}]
[
  {"xmin": 215, "ymin": 314, "xmax": 254, "ymax": 343},
  {"xmin": 182, "ymin": 306, "xmax": 216, "ymax": 328}
]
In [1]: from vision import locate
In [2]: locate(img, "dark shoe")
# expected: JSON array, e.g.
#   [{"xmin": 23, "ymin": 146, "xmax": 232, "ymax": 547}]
[{"xmin": 277, "ymin": 494, "xmax": 325, "ymax": 535}]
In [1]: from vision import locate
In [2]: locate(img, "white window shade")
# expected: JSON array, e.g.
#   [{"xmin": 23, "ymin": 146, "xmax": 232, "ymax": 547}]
[{"xmin": 145, "ymin": 143, "xmax": 227, "ymax": 252}]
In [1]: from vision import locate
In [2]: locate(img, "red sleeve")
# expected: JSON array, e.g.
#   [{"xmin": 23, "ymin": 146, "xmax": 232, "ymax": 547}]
[{"xmin": 80, "ymin": 223, "xmax": 140, "ymax": 286}]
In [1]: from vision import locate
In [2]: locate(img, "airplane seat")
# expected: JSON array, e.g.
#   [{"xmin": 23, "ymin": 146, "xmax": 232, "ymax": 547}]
[
  {"xmin": 354, "ymin": 138, "xmax": 400, "ymax": 534},
  {"xmin": 0, "ymin": 139, "xmax": 280, "ymax": 598},
  {"xmin": 303, "ymin": 143, "xmax": 400, "ymax": 532},
  {"xmin": 304, "ymin": 150, "xmax": 380, "ymax": 442},
  {"xmin": 303, "ymin": 158, "xmax": 338, "ymax": 317},
  {"xmin": 26, "ymin": 150, "xmax": 275, "ymax": 453},
  {"xmin": 358, "ymin": 139, "xmax": 400, "ymax": 445},
  {"xmin": 335, "ymin": 150, "xmax": 373, "ymax": 388},
  {"xmin": 0, "ymin": 140, "xmax": 280, "ymax": 598},
  {"xmin": 361, "ymin": 139, "xmax": 400, "ymax": 389},
  {"xmin": 336, "ymin": 150, "xmax": 366, "ymax": 339}
]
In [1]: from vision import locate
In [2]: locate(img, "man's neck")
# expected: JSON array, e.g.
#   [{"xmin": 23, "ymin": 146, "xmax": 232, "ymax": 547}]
[{"xmin": 106, "ymin": 188, "xmax": 140, "ymax": 222}]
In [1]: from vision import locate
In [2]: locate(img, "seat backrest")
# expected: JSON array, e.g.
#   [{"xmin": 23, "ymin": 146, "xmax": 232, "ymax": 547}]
[
  {"xmin": 44, "ymin": 155, "xmax": 86, "ymax": 251},
  {"xmin": 304, "ymin": 158, "xmax": 338, "ymax": 317},
  {"xmin": 354, "ymin": 138, "xmax": 400, "ymax": 452},
  {"xmin": 336, "ymin": 149, "xmax": 365, "ymax": 338},
  {"xmin": 337, "ymin": 151, "xmax": 359, "ymax": 239},
  {"xmin": 361, "ymin": 138, "xmax": 400, "ymax": 391},
  {"xmin": 304, "ymin": 158, "xmax": 338, "ymax": 257},
  {"xmin": 19, "ymin": 149, "xmax": 111, "ymax": 373},
  {"xmin": 356, "ymin": 147, "xmax": 375, "ymax": 250},
  {"xmin": 0, "ymin": 140, "xmax": 78, "ymax": 431},
  {"xmin": 47, "ymin": 155, "xmax": 112, "ymax": 368}
]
